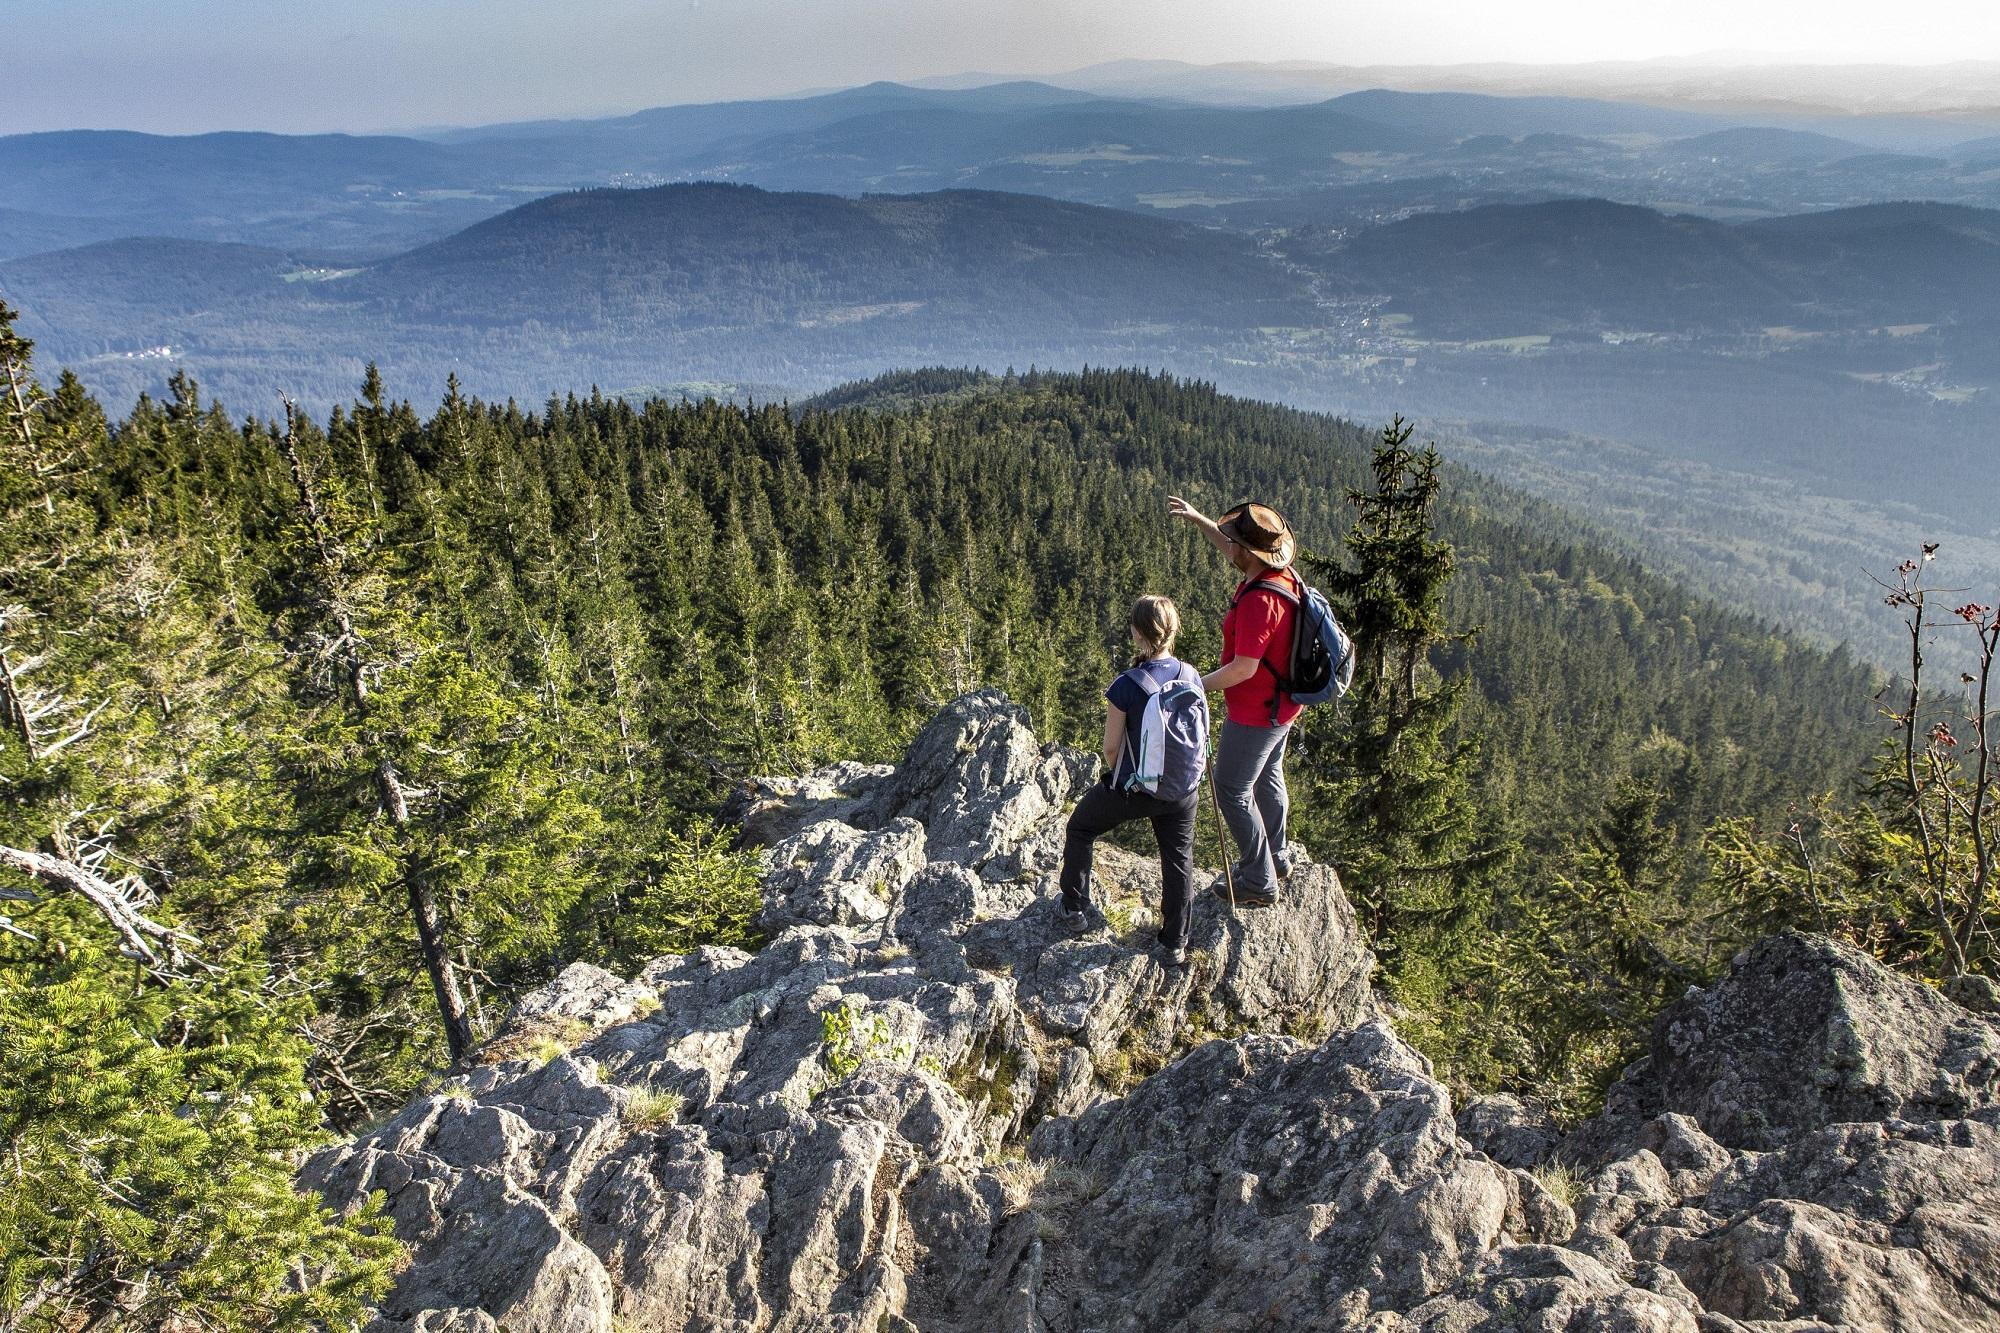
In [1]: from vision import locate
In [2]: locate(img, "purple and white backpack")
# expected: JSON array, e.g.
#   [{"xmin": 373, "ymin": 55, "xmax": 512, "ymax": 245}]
[{"xmin": 1121, "ymin": 660, "xmax": 1209, "ymax": 802}]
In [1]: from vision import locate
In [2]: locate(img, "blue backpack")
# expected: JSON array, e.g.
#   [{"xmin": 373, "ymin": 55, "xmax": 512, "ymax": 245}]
[
  {"xmin": 1238, "ymin": 574, "xmax": 1358, "ymax": 712},
  {"xmin": 1121, "ymin": 660, "xmax": 1209, "ymax": 802}
]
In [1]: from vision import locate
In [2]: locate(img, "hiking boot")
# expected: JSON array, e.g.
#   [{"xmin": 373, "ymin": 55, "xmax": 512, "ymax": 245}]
[
  {"xmin": 1059, "ymin": 889, "xmax": 1096, "ymax": 932},
  {"xmin": 1209, "ymin": 878, "xmax": 1275, "ymax": 909},
  {"xmin": 1152, "ymin": 938, "xmax": 1188, "ymax": 968}
]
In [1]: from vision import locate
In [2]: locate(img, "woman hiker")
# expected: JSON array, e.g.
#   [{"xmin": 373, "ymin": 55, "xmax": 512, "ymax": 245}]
[
  {"xmin": 1057, "ymin": 595, "xmax": 1208, "ymax": 967},
  {"xmin": 1168, "ymin": 497, "xmax": 1301, "ymax": 908}
]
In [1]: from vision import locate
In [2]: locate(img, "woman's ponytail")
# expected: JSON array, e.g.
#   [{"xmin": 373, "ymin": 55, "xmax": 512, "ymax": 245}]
[{"xmin": 1129, "ymin": 594, "xmax": 1180, "ymax": 664}]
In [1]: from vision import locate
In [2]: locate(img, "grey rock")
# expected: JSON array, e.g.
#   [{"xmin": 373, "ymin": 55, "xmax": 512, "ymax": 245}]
[
  {"xmin": 856, "ymin": 689, "xmax": 1095, "ymax": 870},
  {"xmin": 309, "ymin": 693, "xmax": 1381, "ymax": 1331},
  {"xmin": 504, "ymin": 960, "xmax": 658, "ymax": 1034},
  {"xmin": 1601, "ymin": 932, "xmax": 2000, "ymax": 1152},
  {"xmin": 1410, "ymin": 1244, "xmax": 1701, "ymax": 1332},
  {"xmin": 300, "ymin": 1071, "xmax": 620, "ymax": 1333},
  {"xmin": 1544, "ymin": 931, "xmax": 2000, "ymax": 1333},
  {"xmin": 1946, "ymin": 972, "xmax": 2000, "ymax": 1016},
  {"xmin": 306, "ymin": 693, "xmax": 2000, "ymax": 1333},
  {"xmin": 1506, "ymin": 1166, "xmax": 1577, "ymax": 1245},
  {"xmin": 758, "ymin": 816, "xmax": 927, "ymax": 932},
  {"xmin": 1459, "ymin": 1092, "xmax": 1562, "ymax": 1170},
  {"xmin": 1013, "ymin": 1024, "xmax": 1510, "ymax": 1328},
  {"xmin": 724, "ymin": 760, "xmax": 894, "ymax": 848}
]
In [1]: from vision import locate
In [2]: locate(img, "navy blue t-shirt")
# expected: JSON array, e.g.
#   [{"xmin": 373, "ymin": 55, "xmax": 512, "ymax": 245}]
[{"xmin": 1105, "ymin": 656, "xmax": 1186, "ymax": 788}]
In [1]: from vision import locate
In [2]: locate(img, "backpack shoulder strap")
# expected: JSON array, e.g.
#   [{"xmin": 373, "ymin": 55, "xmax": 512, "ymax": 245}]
[
  {"xmin": 1125, "ymin": 662, "xmax": 1168, "ymax": 697},
  {"xmin": 1232, "ymin": 569, "xmax": 1301, "ymax": 610},
  {"xmin": 1240, "ymin": 571, "xmax": 1306, "ymax": 723}
]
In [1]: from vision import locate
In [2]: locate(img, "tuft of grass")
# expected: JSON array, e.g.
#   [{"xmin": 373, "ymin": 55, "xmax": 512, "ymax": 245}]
[
  {"xmin": 991, "ymin": 1155, "xmax": 1046, "ymax": 1211},
  {"xmin": 1092, "ymin": 1045, "xmax": 1131, "ymax": 1090},
  {"xmin": 1531, "ymin": 1160, "xmax": 1584, "ymax": 1208},
  {"xmin": 1023, "ymin": 1160, "xmax": 1106, "ymax": 1241},
  {"xmin": 622, "ymin": 1084, "xmax": 685, "ymax": 1131},
  {"xmin": 1283, "ymin": 1009, "xmax": 1330, "ymax": 1044},
  {"xmin": 1094, "ymin": 1010, "xmax": 1171, "ymax": 1093},
  {"xmin": 947, "ymin": 1042, "xmax": 1023, "ymax": 1122},
  {"xmin": 477, "ymin": 1016, "xmax": 595, "ymax": 1069},
  {"xmin": 418, "ymin": 1071, "xmax": 475, "ymax": 1101},
  {"xmin": 523, "ymin": 1034, "xmax": 570, "ymax": 1066},
  {"xmin": 1034, "ymin": 1161, "xmax": 1105, "ymax": 1210},
  {"xmin": 991, "ymin": 1155, "xmax": 1108, "ymax": 1242}
]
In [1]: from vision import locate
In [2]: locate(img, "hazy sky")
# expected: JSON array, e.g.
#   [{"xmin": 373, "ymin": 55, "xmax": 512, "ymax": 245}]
[{"xmin": 8, "ymin": 0, "xmax": 2000, "ymax": 135}]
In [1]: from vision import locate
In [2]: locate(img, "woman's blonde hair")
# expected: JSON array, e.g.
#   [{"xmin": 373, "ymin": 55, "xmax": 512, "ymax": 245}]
[{"xmin": 1129, "ymin": 594, "xmax": 1180, "ymax": 663}]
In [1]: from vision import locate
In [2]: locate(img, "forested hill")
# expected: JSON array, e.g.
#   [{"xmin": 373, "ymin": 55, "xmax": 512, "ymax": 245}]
[
  {"xmin": 1303, "ymin": 196, "xmax": 2000, "ymax": 336},
  {"xmin": 359, "ymin": 183, "xmax": 1307, "ymax": 329},
  {"xmin": 11, "ymin": 351, "xmax": 1880, "ymax": 1071},
  {"xmin": 799, "ymin": 368, "xmax": 1880, "ymax": 830},
  {"xmin": 0, "ymin": 183, "xmax": 1314, "ymax": 413}
]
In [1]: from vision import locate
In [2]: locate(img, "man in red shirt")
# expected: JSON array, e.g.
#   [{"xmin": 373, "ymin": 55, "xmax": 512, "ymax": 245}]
[{"xmin": 1168, "ymin": 497, "xmax": 1301, "ymax": 907}]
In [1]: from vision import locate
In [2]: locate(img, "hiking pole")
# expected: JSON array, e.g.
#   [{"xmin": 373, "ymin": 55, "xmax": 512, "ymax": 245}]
[{"xmin": 1208, "ymin": 766, "xmax": 1236, "ymax": 908}]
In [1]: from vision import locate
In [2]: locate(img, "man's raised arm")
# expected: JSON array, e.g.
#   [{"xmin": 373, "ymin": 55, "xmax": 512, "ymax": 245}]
[{"xmin": 1168, "ymin": 496, "xmax": 1232, "ymax": 555}]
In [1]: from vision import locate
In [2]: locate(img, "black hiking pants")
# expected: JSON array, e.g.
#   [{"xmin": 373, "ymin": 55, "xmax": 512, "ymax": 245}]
[{"xmin": 1059, "ymin": 780, "xmax": 1201, "ymax": 949}]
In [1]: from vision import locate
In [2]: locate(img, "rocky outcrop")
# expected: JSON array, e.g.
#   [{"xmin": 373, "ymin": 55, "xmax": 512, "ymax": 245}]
[
  {"xmin": 1534, "ymin": 933, "xmax": 2000, "ymax": 1333},
  {"xmin": 306, "ymin": 692, "xmax": 2000, "ymax": 1333},
  {"xmin": 1607, "ymin": 932, "xmax": 2000, "ymax": 1151}
]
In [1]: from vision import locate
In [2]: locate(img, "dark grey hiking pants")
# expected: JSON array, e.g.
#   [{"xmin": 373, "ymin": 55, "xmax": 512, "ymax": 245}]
[
  {"xmin": 1215, "ymin": 718, "xmax": 1292, "ymax": 895},
  {"xmin": 1059, "ymin": 780, "xmax": 1201, "ymax": 948}
]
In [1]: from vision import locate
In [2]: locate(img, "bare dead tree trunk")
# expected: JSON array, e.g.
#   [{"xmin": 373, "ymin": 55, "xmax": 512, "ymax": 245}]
[
  {"xmin": 375, "ymin": 756, "xmax": 473, "ymax": 1059},
  {"xmin": 0, "ymin": 642, "xmax": 37, "ymax": 757},
  {"xmin": 1955, "ymin": 613, "xmax": 1997, "ymax": 962},
  {"xmin": 0, "ymin": 844, "xmax": 188, "ymax": 969},
  {"xmin": 282, "ymin": 398, "xmax": 475, "ymax": 1061},
  {"xmin": 1892, "ymin": 566, "xmax": 1966, "ymax": 975},
  {"xmin": 1784, "ymin": 817, "xmax": 1831, "ymax": 934},
  {"xmin": 3, "ymin": 346, "xmax": 36, "ymax": 459}
]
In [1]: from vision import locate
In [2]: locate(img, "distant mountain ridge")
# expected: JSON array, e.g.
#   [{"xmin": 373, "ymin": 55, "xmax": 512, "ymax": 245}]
[
  {"xmin": 1302, "ymin": 195, "xmax": 2000, "ymax": 335},
  {"xmin": 11, "ymin": 75, "xmax": 2000, "ymax": 262},
  {"xmin": 7, "ymin": 177, "xmax": 1996, "ymax": 684},
  {"xmin": 1666, "ymin": 126, "xmax": 1875, "ymax": 162},
  {"xmin": 355, "ymin": 182, "xmax": 1309, "ymax": 329},
  {"xmin": 1042, "ymin": 56, "xmax": 2000, "ymax": 134},
  {"xmin": 18, "ymin": 181, "xmax": 2000, "ymax": 405},
  {"xmin": 1324, "ymin": 89, "xmax": 1726, "ymax": 140},
  {"xmin": 0, "ymin": 183, "xmax": 1315, "ymax": 412}
]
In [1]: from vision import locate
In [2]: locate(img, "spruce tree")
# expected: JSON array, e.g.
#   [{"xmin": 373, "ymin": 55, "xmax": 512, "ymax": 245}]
[
  {"xmin": 1302, "ymin": 417, "xmax": 1512, "ymax": 1071},
  {"xmin": 269, "ymin": 395, "xmax": 596, "ymax": 1065}
]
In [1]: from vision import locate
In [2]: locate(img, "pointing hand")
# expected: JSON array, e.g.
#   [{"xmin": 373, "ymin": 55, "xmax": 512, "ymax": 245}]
[{"xmin": 1168, "ymin": 496, "xmax": 1204, "ymax": 524}]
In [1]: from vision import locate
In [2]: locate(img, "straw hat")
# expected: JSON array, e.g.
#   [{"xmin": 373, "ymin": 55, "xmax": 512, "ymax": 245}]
[{"xmin": 1217, "ymin": 501, "xmax": 1295, "ymax": 568}]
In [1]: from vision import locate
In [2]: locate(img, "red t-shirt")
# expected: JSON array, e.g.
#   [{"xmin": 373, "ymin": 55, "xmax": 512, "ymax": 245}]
[{"xmin": 1220, "ymin": 568, "xmax": 1303, "ymax": 727}]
